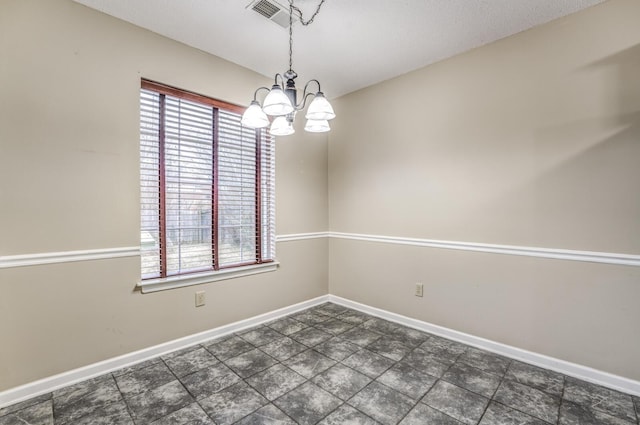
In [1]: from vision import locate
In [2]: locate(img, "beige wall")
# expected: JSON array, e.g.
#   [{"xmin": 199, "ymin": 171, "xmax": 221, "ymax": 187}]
[
  {"xmin": 0, "ymin": 0, "xmax": 328, "ymax": 391},
  {"xmin": 1, "ymin": 0, "xmax": 639, "ymax": 393},
  {"xmin": 329, "ymin": 0, "xmax": 640, "ymax": 380}
]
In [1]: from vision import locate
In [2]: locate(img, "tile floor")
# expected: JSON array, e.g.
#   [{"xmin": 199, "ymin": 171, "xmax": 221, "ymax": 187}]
[{"xmin": 1, "ymin": 302, "xmax": 639, "ymax": 424}]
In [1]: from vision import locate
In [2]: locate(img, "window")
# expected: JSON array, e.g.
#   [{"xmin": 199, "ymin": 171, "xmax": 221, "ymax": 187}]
[{"xmin": 140, "ymin": 80, "xmax": 275, "ymax": 283}]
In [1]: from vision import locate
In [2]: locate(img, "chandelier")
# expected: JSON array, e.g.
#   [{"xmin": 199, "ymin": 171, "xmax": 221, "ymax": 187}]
[{"xmin": 241, "ymin": 0, "xmax": 335, "ymax": 136}]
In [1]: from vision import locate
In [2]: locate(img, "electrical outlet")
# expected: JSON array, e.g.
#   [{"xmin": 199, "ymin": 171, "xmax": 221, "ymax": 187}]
[
  {"xmin": 415, "ymin": 282, "xmax": 423, "ymax": 297},
  {"xmin": 195, "ymin": 291, "xmax": 206, "ymax": 307}
]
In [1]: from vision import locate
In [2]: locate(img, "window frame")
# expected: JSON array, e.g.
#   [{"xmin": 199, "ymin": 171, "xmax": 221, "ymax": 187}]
[{"xmin": 138, "ymin": 80, "xmax": 277, "ymax": 292}]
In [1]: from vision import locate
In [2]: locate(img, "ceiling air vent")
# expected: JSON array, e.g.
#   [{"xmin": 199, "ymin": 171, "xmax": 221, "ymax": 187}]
[{"xmin": 246, "ymin": 0, "xmax": 295, "ymax": 28}]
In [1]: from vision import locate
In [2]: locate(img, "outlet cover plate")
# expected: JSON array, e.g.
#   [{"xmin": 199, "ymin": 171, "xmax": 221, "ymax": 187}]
[{"xmin": 195, "ymin": 291, "xmax": 206, "ymax": 307}]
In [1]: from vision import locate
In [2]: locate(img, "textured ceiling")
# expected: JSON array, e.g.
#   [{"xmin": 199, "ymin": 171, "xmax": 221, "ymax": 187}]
[{"xmin": 73, "ymin": 0, "xmax": 605, "ymax": 98}]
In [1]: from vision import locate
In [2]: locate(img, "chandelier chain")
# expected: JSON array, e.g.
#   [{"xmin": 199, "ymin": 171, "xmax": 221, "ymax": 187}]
[
  {"xmin": 289, "ymin": 0, "xmax": 293, "ymax": 71},
  {"xmin": 291, "ymin": 0, "xmax": 327, "ymax": 26},
  {"xmin": 288, "ymin": 0, "xmax": 327, "ymax": 72}
]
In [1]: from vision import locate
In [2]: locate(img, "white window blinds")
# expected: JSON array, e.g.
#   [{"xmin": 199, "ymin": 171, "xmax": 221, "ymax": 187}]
[{"xmin": 140, "ymin": 81, "xmax": 275, "ymax": 279}]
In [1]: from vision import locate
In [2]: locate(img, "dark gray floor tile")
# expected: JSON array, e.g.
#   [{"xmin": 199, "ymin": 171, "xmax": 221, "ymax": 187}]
[
  {"xmin": 361, "ymin": 318, "xmax": 401, "ymax": 336},
  {"xmin": 314, "ymin": 318, "xmax": 355, "ymax": 336},
  {"xmin": 391, "ymin": 327, "xmax": 430, "ymax": 348},
  {"xmin": 342, "ymin": 349, "xmax": 395, "ymax": 379},
  {"xmin": 458, "ymin": 348, "xmax": 511, "ymax": 376},
  {"xmin": 422, "ymin": 380, "xmax": 489, "ymax": 425},
  {"xmin": 339, "ymin": 326, "xmax": 383, "ymax": 347},
  {"xmin": 66, "ymin": 400, "xmax": 134, "ymax": 425},
  {"xmin": 52, "ymin": 374, "xmax": 114, "ymax": 407},
  {"xmin": 54, "ymin": 377, "xmax": 122, "ymax": 424},
  {"xmin": 443, "ymin": 362, "xmax": 502, "ymax": 397},
  {"xmin": 367, "ymin": 336, "xmax": 413, "ymax": 362},
  {"xmin": 563, "ymin": 377, "xmax": 636, "ymax": 423},
  {"xmin": 314, "ymin": 337, "xmax": 361, "ymax": 361},
  {"xmin": 399, "ymin": 403, "xmax": 463, "ymax": 425},
  {"xmin": 290, "ymin": 327, "xmax": 333, "ymax": 347},
  {"xmin": 247, "ymin": 364, "xmax": 306, "ymax": 401},
  {"xmin": 204, "ymin": 335, "xmax": 255, "ymax": 361},
  {"xmin": 223, "ymin": 348, "xmax": 278, "ymax": 378},
  {"xmin": 505, "ymin": 361, "xmax": 564, "ymax": 397},
  {"xmin": 113, "ymin": 358, "xmax": 164, "ymax": 377},
  {"xmin": 150, "ymin": 402, "xmax": 212, "ymax": 424},
  {"xmin": 401, "ymin": 347, "xmax": 450, "ymax": 377},
  {"xmin": 312, "ymin": 363, "xmax": 372, "ymax": 401},
  {"xmin": 161, "ymin": 345, "xmax": 201, "ymax": 361},
  {"xmin": 291, "ymin": 311, "xmax": 331, "ymax": 326},
  {"xmin": 337, "ymin": 310, "xmax": 373, "ymax": 326},
  {"xmin": 115, "ymin": 361, "xmax": 175, "ymax": 397},
  {"xmin": 312, "ymin": 303, "xmax": 349, "ymax": 317},
  {"xmin": 259, "ymin": 336, "xmax": 307, "ymax": 362},
  {"xmin": 267, "ymin": 317, "xmax": 308, "ymax": 335},
  {"xmin": 283, "ymin": 349, "xmax": 337, "ymax": 379},
  {"xmin": 274, "ymin": 382, "xmax": 342, "ymax": 425},
  {"xmin": 318, "ymin": 404, "xmax": 380, "ymax": 425},
  {"xmin": 0, "ymin": 393, "xmax": 52, "ymax": 417},
  {"xmin": 11, "ymin": 306, "xmax": 640, "ymax": 425},
  {"xmin": 125, "ymin": 380, "xmax": 193, "ymax": 424},
  {"xmin": 419, "ymin": 336, "xmax": 467, "ymax": 360},
  {"xmin": 349, "ymin": 381, "xmax": 415, "ymax": 425},
  {"xmin": 235, "ymin": 404, "xmax": 297, "ymax": 425},
  {"xmin": 559, "ymin": 399, "xmax": 635, "ymax": 425},
  {"xmin": 0, "ymin": 400, "xmax": 53, "ymax": 425},
  {"xmin": 494, "ymin": 379, "xmax": 559, "ymax": 424},
  {"xmin": 180, "ymin": 362, "xmax": 241, "ymax": 399},
  {"xmin": 239, "ymin": 326, "xmax": 285, "ymax": 347},
  {"xmin": 163, "ymin": 347, "xmax": 219, "ymax": 378},
  {"xmin": 198, "ymin": 381, "xmax": 268, "ymax": 424},
  {"xmin": 377, "ymin": 362, "xmax": 437, "ymax": 400},
  {"xmin": 479, "ymin": 401, "xmax": 548, "ymax": 425}
]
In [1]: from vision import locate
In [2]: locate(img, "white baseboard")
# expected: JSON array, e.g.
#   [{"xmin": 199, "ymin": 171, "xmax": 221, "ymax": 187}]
[
  {"xmin": 0, "ymin": 295, "xmax": 330, "ymax": 409},
  {"xmin": 328, "ymin": 295, "xmax": 640, "ymax": 397},
  {"xmin": 2, "ymin": 293, "xmax": 638, "ymax": 410}
]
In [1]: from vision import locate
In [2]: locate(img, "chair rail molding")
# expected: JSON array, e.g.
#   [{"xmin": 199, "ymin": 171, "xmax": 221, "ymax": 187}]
[
  {"xmin": 329, "ymin": 232, "xmax": 640, "ymax": 267},
  {"xmin": 0, "ymin": 247, "xmax": 140, "ymax": 269},
  {"xmin": 2, "ymin": 232, "xmax": 638, "ymax": 269}
]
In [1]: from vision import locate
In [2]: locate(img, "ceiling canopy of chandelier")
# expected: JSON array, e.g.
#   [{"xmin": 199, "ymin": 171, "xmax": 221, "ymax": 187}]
[{"xmin": 241, "ymin": 0, "xmax": 335, "ymax": 136}]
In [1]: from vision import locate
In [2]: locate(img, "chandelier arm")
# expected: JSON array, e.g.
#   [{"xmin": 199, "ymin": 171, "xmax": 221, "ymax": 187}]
[
  {"xmin": 295, "ymin": 91, "xmax": 316, "ymax": 111},
  {"xmin": 274, "ymin": 73, "xmax": 285, "ymax": 88},
  {"xmin": 252, "ymin": 86, "xmax": 271, "ymax": 102},
  {"xmin": 302, "ymin": 79, "xmax": 321, "ymax": 95}
]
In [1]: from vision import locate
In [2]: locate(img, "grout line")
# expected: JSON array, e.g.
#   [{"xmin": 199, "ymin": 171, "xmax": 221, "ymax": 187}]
[{"xmin": 557, "ymin": 375, "xmax": 567, "ymax": 425}]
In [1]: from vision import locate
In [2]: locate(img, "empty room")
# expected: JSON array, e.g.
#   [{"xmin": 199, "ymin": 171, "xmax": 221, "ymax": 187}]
[{"xmin": 1, "ymin": 0, "xmax": 639, "ymax": 424}]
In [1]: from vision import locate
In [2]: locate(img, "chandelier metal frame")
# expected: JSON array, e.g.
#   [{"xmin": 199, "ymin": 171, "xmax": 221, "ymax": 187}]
[{"xmin": 241, "ymin": 0, "xmax": 335, "ymax": 136}]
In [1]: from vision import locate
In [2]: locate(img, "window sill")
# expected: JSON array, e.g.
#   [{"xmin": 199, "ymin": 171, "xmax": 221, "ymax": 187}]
[{"xmin": 137, "ymin": 261, "xmax": 280, "ymax": 294}]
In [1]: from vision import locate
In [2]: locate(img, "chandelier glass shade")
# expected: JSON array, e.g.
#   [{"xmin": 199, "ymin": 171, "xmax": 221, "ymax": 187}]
[
  {"xmin": 304, "ymin": 119, "xmax": 330, "ymax": 133},
  {"xmin": 262, "ymin": 85, "xmax": 295, "ymax": 116},
  {"xmin": 305, "ymin": 92, "xmax": 335, "ymax": 120},
  {"xmin": 270, "ymin": 116, "xmax": 296, "ymax": 136},
  {"xmin": 241, "ymin": 0, "xmax": 335, "ymax": 136},
  {"xmin": 241, "ymin": 100, "xmax": 270, "ymax": 128}
]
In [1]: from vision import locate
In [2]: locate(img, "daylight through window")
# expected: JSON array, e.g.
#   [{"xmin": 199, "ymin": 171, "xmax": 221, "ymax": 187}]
[{"xmin": 140, "ymin": 80, "xmax": 275, "ymax": 279}]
